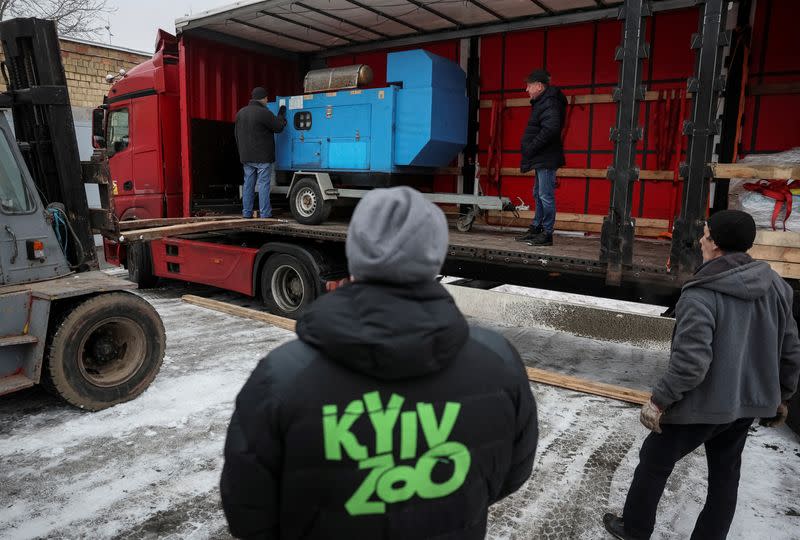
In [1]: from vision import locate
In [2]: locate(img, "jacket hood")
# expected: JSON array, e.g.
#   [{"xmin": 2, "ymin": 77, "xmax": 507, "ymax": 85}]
[
  {"xmin": 683, "ymin": 252, "xmax": 773, "ymax": 300},
  {"xmin": 295, "ymin": 281, "xmax": 469, "ymax": 380}
]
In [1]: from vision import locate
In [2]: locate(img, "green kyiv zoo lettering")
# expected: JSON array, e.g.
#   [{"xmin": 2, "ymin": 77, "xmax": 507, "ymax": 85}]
[{"xmin": 322, "ymin": 391, "xmax": 471, "ymax": 516}]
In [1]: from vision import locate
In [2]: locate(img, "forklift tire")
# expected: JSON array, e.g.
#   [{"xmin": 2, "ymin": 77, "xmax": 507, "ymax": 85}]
[
  {"xmin": 289, "ymin": 177, "xmax": 333, "ymax": 225},
  {"xmin": 127, "ymin": 241, "xmax": 158, "ymax": 288},
  {"xmin": 261, "ymin": 253, "xmax": 316, "ymax": 318},
  {"xmin": 43, "ymin": 292, "xmax": 166, "ymax": 411}
]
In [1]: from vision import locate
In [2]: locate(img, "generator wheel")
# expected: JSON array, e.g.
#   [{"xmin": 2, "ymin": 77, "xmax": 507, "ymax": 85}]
[
  {"xmin": 127, "ymin": 241, "xmax": 158, "ymax": 288},
  {"xmin": 261, "ymin": 253, "xmax": 316, "ymax": 318},
  {"xmin": 289, "ymin": 177, "xmax": 333, "ymax": 225},
  {"xmin": 456, "ymin": 206, "xmax": 477, "ymax": 233},
  {"xmin": 44, "ymin": 292, "xmax": 166, "ymax": 411}
]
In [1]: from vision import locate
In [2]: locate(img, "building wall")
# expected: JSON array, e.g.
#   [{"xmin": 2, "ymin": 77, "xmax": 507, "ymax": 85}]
[
  {"xmin": 0, "ymin": 38, "xmax": 150, "ymax": 108},
  {"xmin": 0, "ymin": 37, "xmax": 149, "ymax": 230}
]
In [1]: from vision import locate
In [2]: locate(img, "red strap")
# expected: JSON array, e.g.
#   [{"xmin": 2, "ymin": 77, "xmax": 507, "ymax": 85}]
[
  {"xmin": 743, "ymin": 179, "xmax": 793, "ymax": 230},
  {"xmin": 485, "ymin": 98, "xmax": 504, "ymax": 187}
]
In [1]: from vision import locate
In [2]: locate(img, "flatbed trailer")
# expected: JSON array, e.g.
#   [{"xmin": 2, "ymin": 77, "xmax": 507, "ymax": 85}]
[
  {"xmin": 88, "ymin": 0, "xmax": 799, "ymax": 319},
  {"xmin": 120, "ymin": 211, "xmax": 682, "ymax": 315}
]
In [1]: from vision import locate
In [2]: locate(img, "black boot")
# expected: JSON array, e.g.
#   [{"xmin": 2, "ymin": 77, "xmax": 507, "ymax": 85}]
[
  {"xmin": 528, "ymin": 231, "xmax": 553, "ymax": 246},
  {"xmin": 602, "ymin": 513, "xmax": 640, "ymax": 540},
  {"xmin": 516, "ymin": 225, "xmax": 542, "ymax": 242}
]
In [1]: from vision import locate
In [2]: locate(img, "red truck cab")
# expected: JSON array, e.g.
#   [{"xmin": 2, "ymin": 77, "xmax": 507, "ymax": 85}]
[{"xmin": 103, "ymin": 31, "xmax": 181, "ymax": 233}]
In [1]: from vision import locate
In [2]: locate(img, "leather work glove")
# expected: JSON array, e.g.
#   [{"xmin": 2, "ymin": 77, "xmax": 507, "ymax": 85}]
[
  {"xmin": 325, "ymin": 277, "xmax": 351, "ymax": 292},
  {"xmin": 759, "ymin": 402, "xmax": 789, "ymax": 428},
  {"xmin": 640, "ymin": 400, "xmax": 663, "ymax": 434}
]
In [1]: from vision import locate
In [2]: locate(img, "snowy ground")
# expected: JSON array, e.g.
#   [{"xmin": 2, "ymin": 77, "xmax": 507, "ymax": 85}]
[{"xmin": 1, "ymin": 278, "xmax": 798, "ymax": 539}]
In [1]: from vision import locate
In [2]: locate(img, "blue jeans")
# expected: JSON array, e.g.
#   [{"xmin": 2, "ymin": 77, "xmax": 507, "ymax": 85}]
[
  {"xmin": 242, "ymin": 162, "xmax": 273, "ymax": 218},
  {"xmin": 531, "ymin": 168, "xmax": 556, "ymax": 234}
]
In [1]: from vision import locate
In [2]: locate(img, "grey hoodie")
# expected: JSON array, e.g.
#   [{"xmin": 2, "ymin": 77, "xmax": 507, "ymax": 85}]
[{"xmin": 652, "ymin": 253, "xmax": 800, "ymax": 424}]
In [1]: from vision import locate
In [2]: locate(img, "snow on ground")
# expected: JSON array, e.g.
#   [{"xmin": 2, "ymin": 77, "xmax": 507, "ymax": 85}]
[
  {"xmin": 1, "ymin": 280, "xmax": 798, "ymax": 539},
  {"xmin": 491, "ymin": 284, "xmax": 668, "ymax": 317},
  {"xmin": 439, "ymin": 276, "xmax": 668, "ymax": 316}
]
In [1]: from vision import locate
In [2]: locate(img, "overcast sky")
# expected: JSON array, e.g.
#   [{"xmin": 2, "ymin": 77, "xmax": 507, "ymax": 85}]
[{"xmin": 104, "ymin": 0, "xmax": 229, "ymax": 52}]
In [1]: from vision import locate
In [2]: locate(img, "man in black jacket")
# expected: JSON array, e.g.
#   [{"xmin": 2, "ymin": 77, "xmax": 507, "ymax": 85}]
[
  {"xmin": 220, "ymin": 186, "xmax": 538, "ymax": 539},
  {"xmin": 517, "ymin": 69, "xmax": 567, "ymax": 246},
  {"xmin": 234, "ymin": 87, "xmax": 286, "ymax": 218}
]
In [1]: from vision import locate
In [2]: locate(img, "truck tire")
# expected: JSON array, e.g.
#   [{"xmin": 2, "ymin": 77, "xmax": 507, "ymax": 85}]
[
  {"xmin": 289, "ymin": 177, "xmax": 333, "ymax": 225},
  {"xmin": 127, "ymin": 241, "xmax": 158, "ymax": 288},
  {"xmin": 261, "ymin": 253, "xmax": 316, "ymax": 318},
  {"xmin": 43, "ymin": 292, "xmax": 166, "ymax": 411}
]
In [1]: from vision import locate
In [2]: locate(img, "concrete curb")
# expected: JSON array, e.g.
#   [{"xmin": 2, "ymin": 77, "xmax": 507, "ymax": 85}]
[{"xmin": 443, "ymin": 284, "xmax": 674, "ymax": 350}]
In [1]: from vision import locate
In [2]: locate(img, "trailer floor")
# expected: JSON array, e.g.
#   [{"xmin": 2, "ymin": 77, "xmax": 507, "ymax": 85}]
[
  {"xmin": 0, "ymin": 276, "xmax": 797, "ymax": 539},
  {"xmin": 259, "ymin": 218, "xmax": 672, "ymax": 271}
]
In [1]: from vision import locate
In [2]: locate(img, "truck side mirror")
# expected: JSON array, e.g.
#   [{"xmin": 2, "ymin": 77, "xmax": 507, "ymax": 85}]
[{"xmin": 92, "ymin": 107, "xmax": 106, "ymax": 148}]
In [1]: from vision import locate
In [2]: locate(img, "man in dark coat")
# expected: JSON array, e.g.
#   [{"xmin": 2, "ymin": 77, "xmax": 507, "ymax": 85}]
[
  {"xmin": 517, "ymin": 69, "xmax": 567, "ymax": 246},
  {"xmin": 234, "ymin": 86, "xmax": 286, "ymax": 218},
  {"xmin": 603, "ymin": 210, "xmax": 800, "ymax": 540},
  {"xmin": 220, "ymin": 186, "xmax": 538, "ymax": 539}
]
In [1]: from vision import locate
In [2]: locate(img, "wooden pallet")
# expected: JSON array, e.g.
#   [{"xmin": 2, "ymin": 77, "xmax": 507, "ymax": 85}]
[{"xmin": 749, "ymin": 230, "xmax": 800, "ymax": 279}]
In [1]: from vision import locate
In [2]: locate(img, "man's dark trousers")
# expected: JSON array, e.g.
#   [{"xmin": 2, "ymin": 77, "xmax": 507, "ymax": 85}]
[{"xmin": 622, "ymin": 417, "xmax": 753, "ymax": 540}]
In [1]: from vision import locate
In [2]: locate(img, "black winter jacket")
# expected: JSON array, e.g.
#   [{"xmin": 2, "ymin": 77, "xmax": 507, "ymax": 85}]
[
  {"xmin": 220, "ymin": 280, "xmax": 538, "ymax": 540},
  {"xmin": 234, "ymin": 99, "xmax": 286, "ymax": 164},
  {"xmin": 520, "ymin": 85, "xmax": 567, "ymax": 172}
]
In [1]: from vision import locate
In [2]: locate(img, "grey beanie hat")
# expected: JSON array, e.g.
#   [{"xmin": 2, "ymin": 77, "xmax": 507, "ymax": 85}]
[{"xmin": 346, "ymin": 187, "xmax": 448, "ymax": 284}]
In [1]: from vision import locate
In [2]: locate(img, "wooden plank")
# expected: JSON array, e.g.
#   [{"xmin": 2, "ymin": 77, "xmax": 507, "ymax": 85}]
[
  {"xmin": 445, "ymin": 163, "xmax": 800, "ymax": 181},
  {"xmin": 181, "ymin": 295, "xmax": 297, "ymax": 332},
  {"xmin": 118, "ymin": 216, "xmax": 233, "ymax": 231},
  {"xmin": 479, "ymin": 90, "xmax": 689, "ymax": 109},
  {"xmin": 484, "ymin": 211, "xmax": 670, "ymax": 237},
  {"xmin": 748, "ymin": 245, "xmax": 800, "ymax": 263},
  {"xmin": 487, "ymin": 211, "xmax": 668, "ymax": 228},
  {"xmin": 764, "ymin": 262, "xmax": 800, "ymax": 279},
  {"xmin": 119, "ymin": 218, "xmax": 284, "ymax": 242},
  {"xmin": 749, "ymin": 82, "xmax": 800, "ymax": 96},
  {"xmin": 182, "ymin": 295, "xmax": 651, "ymax": 405},
  {"xmin": 753, "ymin": 230, "xmax": 800, "ymax": 248},
  {"xmin": 711, "ymin": 163, "xmax": 800, "ymax": 180},
  {"xmin": 494, "ymin": 167, "xmax": 675, "ymax": 181},
  {"xmin": 0, "ymin": 334, "xmax": 38, "ymax": 347},
  {"xmin": 526, "ymin": 367, "xmax": 650, "ymax": 405}
]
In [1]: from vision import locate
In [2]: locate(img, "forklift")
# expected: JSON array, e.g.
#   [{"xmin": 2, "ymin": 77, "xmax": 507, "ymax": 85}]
[{"xmin": 0, "ymin": 18, "xmax": 165, "ymax": 410}]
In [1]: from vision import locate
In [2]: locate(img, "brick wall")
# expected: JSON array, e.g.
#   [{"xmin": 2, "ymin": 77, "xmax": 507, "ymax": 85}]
[{"xmin": 0, "ymin": 38, "xmax": 150, "ymax": 108}]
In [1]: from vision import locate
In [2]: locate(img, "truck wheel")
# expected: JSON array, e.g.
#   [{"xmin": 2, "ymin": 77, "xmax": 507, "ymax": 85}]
[
  {"xmin": 127, "ymin": 241, "xmax": 158, "ymax": 288},
  {"xmin": 261, "ymin": 253, "xmax": 316, "ymax": 318},
  {"xmin": 43, "ymin": 292, "xmax": 166, "ymax": 411},
  {"xmin": 289, "ymin": 177, "xmax": 333, "ymax": 225}
]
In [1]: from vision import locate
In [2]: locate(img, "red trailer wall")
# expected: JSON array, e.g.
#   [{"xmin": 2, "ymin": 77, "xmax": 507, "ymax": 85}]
[
  {"xmin": 323, "ymin": 2, "xmax": 796, "ymax": 224},
  {"xmin": 478, "ymin": 7, "xmax": 699, "ymax": 221},
  {"xmin": 327, "ymin": 9, "xmax": 701, "ymax": 222},
  {"xmin": 181, "ymin": 36, "xmax": 300, "ymax": 122},
  {"xmin": 741, "ymin": 0, "xmax": 800, "ymax": 156},
  {"xmin": 178, "ymin": 36, "xmax": 303, "ymax": 215}
]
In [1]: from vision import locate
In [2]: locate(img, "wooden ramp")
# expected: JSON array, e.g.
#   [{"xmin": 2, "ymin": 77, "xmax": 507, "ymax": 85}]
[{"xmin": 181, "ymin": 294, "xmax": 651, "ymax": 406}]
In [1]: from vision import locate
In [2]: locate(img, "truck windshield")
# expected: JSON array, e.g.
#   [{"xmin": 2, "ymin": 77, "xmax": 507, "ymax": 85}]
[{"xmin": 0, "ymin": 132, "xmax": 34, "ymax": 214}]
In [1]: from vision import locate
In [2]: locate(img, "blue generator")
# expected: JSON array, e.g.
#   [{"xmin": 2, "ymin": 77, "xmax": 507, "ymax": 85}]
[{"xmin": 268, "ymin": 49, "xmax": 468, "ymax": 175}]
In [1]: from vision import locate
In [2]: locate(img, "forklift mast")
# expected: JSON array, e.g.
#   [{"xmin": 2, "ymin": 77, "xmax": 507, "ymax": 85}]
[{"xmin": 0, "ymin": 18, "xmax": 97, "ymax": 269}]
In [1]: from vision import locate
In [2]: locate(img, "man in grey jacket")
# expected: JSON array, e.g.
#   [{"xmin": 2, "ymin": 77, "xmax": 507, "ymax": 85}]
[{"xmin": 603, "ymin": 210, "xmax": 800, "ymax": 540}]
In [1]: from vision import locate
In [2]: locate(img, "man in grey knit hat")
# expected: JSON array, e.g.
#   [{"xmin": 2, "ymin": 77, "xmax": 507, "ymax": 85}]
[{"xmin": 221, "ymin": 186, "xmax": 538, "ymax": 539}]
